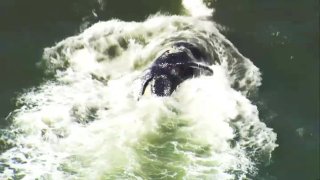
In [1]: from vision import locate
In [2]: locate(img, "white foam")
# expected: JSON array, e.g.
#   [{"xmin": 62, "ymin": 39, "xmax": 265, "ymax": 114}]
[
  {"xmin": 182, "ymin": 0, "xmax": 214, "ymax": 17},
  {"xmin": 0, "ymin": 4, "xmax": 277, "ymax": 179}
]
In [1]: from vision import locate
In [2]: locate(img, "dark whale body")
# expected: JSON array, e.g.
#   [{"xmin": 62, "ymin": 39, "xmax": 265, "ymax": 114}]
[{"xmin": 140, "ymin": 42, "xmax": 213, "ymax": 97}]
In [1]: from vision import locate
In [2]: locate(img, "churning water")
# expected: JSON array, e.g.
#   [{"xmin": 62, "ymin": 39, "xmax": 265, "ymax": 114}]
[{"xmin": 0, "ymin": 0, "xmax": 277, "ymax": 179}]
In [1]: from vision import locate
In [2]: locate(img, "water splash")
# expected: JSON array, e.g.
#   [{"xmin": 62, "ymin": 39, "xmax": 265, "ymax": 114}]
[
  {"xmin": 182, "ymin": 0, "xmax": 214, "ymax": 17},
  {"xmin": 0, "ymin": 1, "xmax": 277, "ymax": 179}
]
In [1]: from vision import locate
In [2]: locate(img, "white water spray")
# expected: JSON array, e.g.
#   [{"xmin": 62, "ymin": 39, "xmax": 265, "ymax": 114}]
[{"xmin": 0, "ymin": 0, "xmax": 277, "ymax": 179}]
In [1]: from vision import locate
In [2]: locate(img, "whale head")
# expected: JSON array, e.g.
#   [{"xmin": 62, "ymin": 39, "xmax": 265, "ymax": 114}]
[{"xmin": 139, "ymin": 42, "xmax": 213, "ymax": 97}]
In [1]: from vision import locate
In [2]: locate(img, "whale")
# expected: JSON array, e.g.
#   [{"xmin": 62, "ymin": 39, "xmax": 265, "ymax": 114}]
[{"xmin": 139, "ymin": 42, "xmax": 213, "ymax": 97}]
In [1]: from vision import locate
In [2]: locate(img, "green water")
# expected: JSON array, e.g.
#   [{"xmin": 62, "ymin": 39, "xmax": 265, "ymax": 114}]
[
  {"xmin": 212, "ymin": 1, "xmax": 319, "ymax": 179},
  {"xmin": 0, "ymin": 0, "xmax": 318, "ymax": 179}
]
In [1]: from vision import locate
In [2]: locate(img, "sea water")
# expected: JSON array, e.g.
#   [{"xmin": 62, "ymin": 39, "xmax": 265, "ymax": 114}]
[{"xmin": 0, "ymin": 0, "xmax": 277, "ymax": 179}]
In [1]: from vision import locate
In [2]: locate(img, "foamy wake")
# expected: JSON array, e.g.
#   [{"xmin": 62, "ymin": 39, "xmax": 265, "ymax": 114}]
[{"xmin": 0, "ymin": 0, "xmax": 277, "ymax": 179}]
